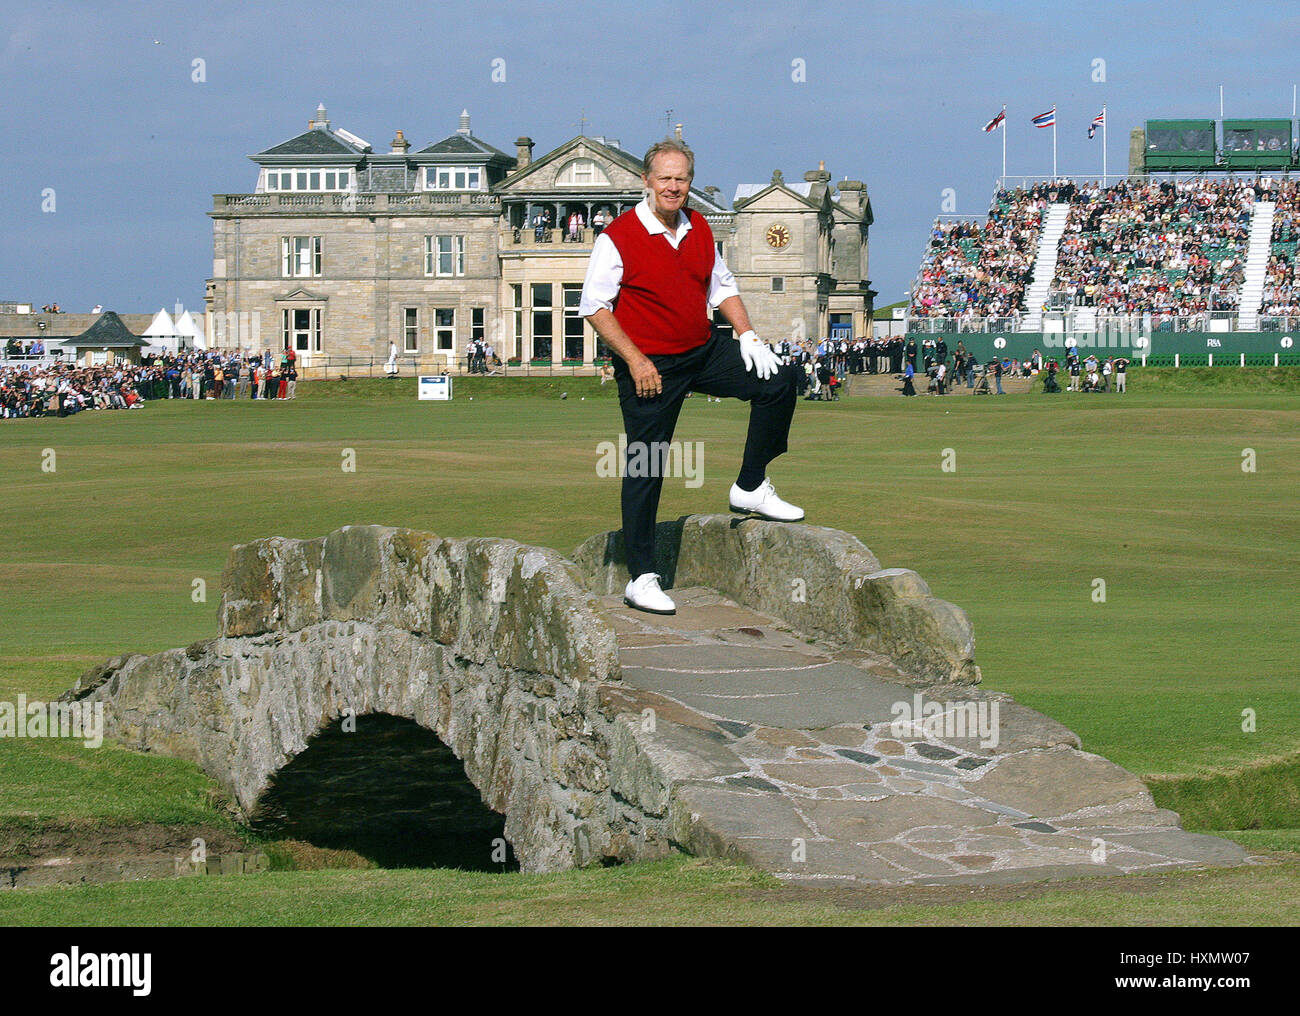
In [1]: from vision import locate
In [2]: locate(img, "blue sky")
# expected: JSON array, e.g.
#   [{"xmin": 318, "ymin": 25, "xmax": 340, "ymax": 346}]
[{"xmin": 3, "ymin": 0, "xmax": 1298, "ymax": 314}]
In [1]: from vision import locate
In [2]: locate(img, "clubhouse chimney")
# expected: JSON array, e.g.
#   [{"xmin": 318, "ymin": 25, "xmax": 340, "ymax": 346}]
[
  {"xmin": 516, "ymin": 136, "xmax": 534, "ymax": 169},
  {"xmin": 836, "ymin": 178, "xmax": 865, "ymax": 214},
  {"xmin": 804, "ymin": 159, "xmax": 831, "ymax": 184}
]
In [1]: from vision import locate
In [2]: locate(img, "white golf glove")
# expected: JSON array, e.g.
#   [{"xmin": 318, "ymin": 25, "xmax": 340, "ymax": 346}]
[{"xmin": 738, "ymin": 330, "xmax": 781, "ymax": 381}]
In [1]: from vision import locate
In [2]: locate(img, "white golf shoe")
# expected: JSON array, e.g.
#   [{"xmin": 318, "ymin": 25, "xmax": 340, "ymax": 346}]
[
  {"xmin": 728, "ymin": 477, "xmax": 805, "ymax": 522},
  {"xmin": 624, "ymin": 572, "xmax": 676, "ymax": 615}
]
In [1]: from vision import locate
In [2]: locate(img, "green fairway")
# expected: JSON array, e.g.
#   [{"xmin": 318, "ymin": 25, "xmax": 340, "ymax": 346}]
[
  {"xmin": 2, "ymin": 855, "xmax": 1299, "ymax": 927},
  {"xmin": 1, "ymin": 377, "xmax": 1297, "ymax": 923}
]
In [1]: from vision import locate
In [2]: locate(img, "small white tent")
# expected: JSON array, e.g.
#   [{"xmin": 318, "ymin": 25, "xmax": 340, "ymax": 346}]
[
  {"xmin": 142, "ymin": 308, "xmax": 181, "ymax": 353},
  {"xmin": 174, "ymin": 310, "xmax": 207, "ymax": 350}
]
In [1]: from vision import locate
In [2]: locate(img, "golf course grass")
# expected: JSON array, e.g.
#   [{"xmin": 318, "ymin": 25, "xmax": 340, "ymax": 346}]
[{"xmin": 1, "ymin": 371, "xmax": 1296, "ymax": 924}]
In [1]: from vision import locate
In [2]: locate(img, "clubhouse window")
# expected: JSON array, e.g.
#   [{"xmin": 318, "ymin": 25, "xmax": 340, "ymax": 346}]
[
  {"xmin": 281, "ymin": 236, "xmax": 322, "ymax": 278},
  {"xmin": 265, "ymin": 169, "xmax": 351, "ymax": 191},
  {"xmin": 434, "ymin": 308, "xmax": 455, "ymax": 351},
  {"xmin": 425, "ymin": 166, "xmax": 483, "ymax": 190},
  {"xmin": 403, "ymin": 307, "xmax": 419, "ymax": 353},
  {"xmin": 426, "ymin": 235, "xmax": 465, "ymax": 277}
]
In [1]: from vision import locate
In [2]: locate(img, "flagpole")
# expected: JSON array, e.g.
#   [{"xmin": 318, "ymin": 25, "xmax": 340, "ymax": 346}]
[
  {"xmin": 1002, "ymin": 104, "xmax": 1007, "ymax": 183},
  {"xmin": 1052, "ymin": 106, "xmax": 1057, "ymax": 179},
  {"xmin": 1102, "ymin": 104, "xmax": 1107, "ymax": 183}
]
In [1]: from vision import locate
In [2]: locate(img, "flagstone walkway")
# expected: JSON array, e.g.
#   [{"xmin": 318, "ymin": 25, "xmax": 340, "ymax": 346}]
[{"xmin": 598, "ymin": 587, "xmax": 1251, "ymax": 886}]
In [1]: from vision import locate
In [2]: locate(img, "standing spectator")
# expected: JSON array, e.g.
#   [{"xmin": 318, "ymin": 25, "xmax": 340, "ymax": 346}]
[
  {"xmin": 567, "ymin": 209, "xmax": 585, "ymax": 242},
  {"xmin": 816, "ymin": 358, "xmax": 832, "ymax": 400},
  {"xmin": 901, "ymin": 360, "xmax": 916, "ymax": 396}
]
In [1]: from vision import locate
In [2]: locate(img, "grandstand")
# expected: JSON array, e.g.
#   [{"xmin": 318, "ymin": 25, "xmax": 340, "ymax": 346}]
[{"xmin": 904, "ymin": 116, "xmax": 1300, "ymax": 366}]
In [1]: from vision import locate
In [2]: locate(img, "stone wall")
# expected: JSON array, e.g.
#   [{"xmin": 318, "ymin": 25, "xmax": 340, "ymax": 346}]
[
  {"xmin": 571, "ymin": 514, "xmax": 980, "ymax": 685},
  {"xmin": 62, "ymin": 525, "xmax": 688, "ymax": 872},
  {"xmin": 209, "ymin": 210, "xmax": 506, "ymax": 360}
]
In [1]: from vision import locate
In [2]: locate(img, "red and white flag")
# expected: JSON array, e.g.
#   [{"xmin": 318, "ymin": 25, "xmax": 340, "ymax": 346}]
[{"xmin": 983, "ymin": 109, "xmax": 1006, "ymax": 133}]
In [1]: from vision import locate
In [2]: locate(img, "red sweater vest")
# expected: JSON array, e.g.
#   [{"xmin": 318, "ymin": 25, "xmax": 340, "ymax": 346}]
[{"xmin": 603, "ymin": 207, "xmax": 716, "ymax": 355}]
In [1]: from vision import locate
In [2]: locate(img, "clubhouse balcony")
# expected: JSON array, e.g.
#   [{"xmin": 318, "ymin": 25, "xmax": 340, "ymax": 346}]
[
  {"xmin": 212, "ymin": 192, "xmax": 503, "ymax": 214},
  {"xmin": 500, "ymin": 227, "xmax": 600, "ymax": 250}
]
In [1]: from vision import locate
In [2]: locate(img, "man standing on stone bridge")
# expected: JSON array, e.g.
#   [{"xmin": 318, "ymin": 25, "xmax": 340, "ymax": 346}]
[{"xmin": 580, "ymin": 137, "xmax": 804, "ymax": 617}]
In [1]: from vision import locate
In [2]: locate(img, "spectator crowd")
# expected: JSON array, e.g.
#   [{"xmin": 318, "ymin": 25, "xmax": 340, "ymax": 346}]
[
  {"xmin": 910, "ymin": 183, "xmax": 1052, "ymax": 321},
  {"xmin": 1262, "ymin": 178, "xmax": 1300, "ymax": 322},
  {"xmin": 1051, "ymin": 177, "xmax": 1256, "ymax": 319},
  {"xmin": 908, "ymin": 176, "xmax": 1295, "ymax": 327},
  {"xmin": 1, "ymin": 348, "xmax": 300, "ymax": 420}
]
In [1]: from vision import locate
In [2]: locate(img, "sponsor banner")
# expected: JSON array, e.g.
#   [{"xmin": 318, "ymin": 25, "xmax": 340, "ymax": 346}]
[{"xmin": 418, "ymin": 375, "xmax": 453, "ymax": 400}]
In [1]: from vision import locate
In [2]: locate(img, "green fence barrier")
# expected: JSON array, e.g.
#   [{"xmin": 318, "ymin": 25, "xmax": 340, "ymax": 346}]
[{"xmin": 907, "ymin": 331, "xmax": 1300, "ymax": 365}]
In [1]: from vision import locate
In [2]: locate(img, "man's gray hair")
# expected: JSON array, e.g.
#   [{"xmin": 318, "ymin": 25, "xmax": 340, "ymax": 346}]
[{"xmin": 643, "ymin": 137, "xmax": 695, "ymax": 179}]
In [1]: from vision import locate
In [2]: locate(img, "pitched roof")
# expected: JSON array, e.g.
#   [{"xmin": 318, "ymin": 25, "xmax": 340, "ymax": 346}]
[
  {"xmin": 173, "ymin": 311, "xmax": 207, "ymax": 341},
  {"xmin": 734, "ymin": 181, "xmax": 815, "ymax": 202},
  {"xmin": 72, "ymin": 312, "xmax": 146, "ymax": 347},
  {"xmin": 257, "ymin": 129, "xmax": 363, "ymax": 157},
  {"xmin": 505, "ymin": 135, "xmax": 643, "ymax": 187},
  {"xmin": 417, "ymin": 133, "xmax": 513, "ymax": 160},
  {"xmin": 143, "ymin": 308, "xmax": 178, "ymax": 337},
  {"xmin": 498, "ymin": 135, "xmax": 728, "ymax": 211}
]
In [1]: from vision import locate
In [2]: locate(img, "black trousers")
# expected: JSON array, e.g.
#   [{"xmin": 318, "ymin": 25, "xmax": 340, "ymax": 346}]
[{"xmin": 613, "ymin": 330, "xmax": 799, "ymax": 579}]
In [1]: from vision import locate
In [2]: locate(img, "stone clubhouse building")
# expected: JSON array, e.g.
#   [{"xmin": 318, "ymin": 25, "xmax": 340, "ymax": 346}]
[{"xmin": 205, "ymin": 104, "xmax": 875, "ymax": 369}]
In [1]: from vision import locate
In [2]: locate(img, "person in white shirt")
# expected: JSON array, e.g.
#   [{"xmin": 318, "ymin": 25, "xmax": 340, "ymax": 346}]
[
  {"xmin": 567, "ymin": 210, "xmax": 584, "ymax": 242},
  {"xmin": 580, "ymin": 138, "xmax": 802, "ymax": 616},
  {"xmin": 385, "ymin": 340, "xmax": 398, "ymax": 376}
]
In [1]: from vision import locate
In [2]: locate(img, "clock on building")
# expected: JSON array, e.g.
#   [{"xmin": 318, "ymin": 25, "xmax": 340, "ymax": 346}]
[{"xmin": 765, "ymin": 223, "xmax": 791, "ymax": 250}]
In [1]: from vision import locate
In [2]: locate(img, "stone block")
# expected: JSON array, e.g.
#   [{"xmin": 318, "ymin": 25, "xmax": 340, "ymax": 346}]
[
  {"xmin": 669, "ymin": 783, "xmax": 815, "ymax": 855},
  {"xmin": 965, "ymin": 748, "xmax": 1154, "ymax": 820},
  {"xmin": 320, "ymin": 525, "xmax": 392, "ymax": 623},
  {"xmin": 798, "ymin": 795, "xmax": 996, "ymax": 843},
  {"xmin": 219, "ymin": 539, "xmax": 283, "ymax": 636}
]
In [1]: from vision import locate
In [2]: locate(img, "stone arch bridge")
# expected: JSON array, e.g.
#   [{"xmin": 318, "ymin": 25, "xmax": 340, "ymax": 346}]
[{"xmin": 64, "ymin": 516, "xmax": 1248, "ymax": 884}]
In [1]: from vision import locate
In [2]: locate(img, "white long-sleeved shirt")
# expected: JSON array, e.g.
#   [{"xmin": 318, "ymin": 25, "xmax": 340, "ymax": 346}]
[{"xmin": 578, "ymin": 196, "xmax": 741, "ymax": 317}]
